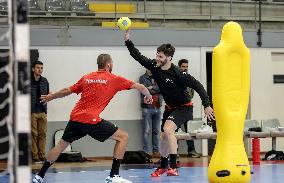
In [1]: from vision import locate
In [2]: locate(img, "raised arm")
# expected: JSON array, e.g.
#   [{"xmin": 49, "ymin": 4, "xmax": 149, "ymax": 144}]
[
  {"xmin": 124, "ymin": 29, "xmax": 156, "ymax": 70},
  {"xmin": 40, "ymin": 87, "xmax": 72, "ymax": 104}
]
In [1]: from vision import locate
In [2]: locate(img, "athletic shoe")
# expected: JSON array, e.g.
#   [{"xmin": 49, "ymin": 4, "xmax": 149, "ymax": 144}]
[
  {"xmin": 105, "ymin": 175, "xmax": 132, "ymax": 183},
  {"xmin": 150, "ymin": 167, "xmax": 167, "ymax": 177},
  {"xmin": 32, "ymin": 175, "xmax": 44, "ymax": 183},
  {"xmin": 188, "ymin": 150, "xmax": 201, "ymax": 158},
  {"xmin": 166, "ymin": 168, "xmax": 179, "ymax": 176}
]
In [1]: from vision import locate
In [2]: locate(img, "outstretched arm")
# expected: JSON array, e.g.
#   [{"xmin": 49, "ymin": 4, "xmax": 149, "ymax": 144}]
[
  {"xmin": 40, "ymin": 87, "xmax": 72, "ymax": 104},
  {"xmin": 124, "ymin": 29, "xmax": 156, "ymax": 70},
  {"xmin": 131, "ymin": 83, "xmax": 153, "ymax": 104}
]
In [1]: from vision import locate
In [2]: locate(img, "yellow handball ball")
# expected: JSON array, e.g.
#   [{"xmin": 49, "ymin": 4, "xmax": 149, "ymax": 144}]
[{"xmin": 117, "ymin": 17, "xmax": 131, "ymax": 30}]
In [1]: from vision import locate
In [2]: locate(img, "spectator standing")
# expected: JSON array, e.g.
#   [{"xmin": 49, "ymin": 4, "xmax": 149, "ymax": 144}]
[
  {"xmin": 31, "ymin": 61, "xmax": 50, "ymax": 162},
  {"xmin": 178, "ymin": 59, "xmax": 200, "ymax": 158},
  {"xmin": 139, "ymin": 69, "xmax": 162, "ymax": 158}
]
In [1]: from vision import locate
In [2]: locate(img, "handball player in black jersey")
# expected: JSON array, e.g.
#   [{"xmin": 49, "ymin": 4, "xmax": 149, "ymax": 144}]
[{"xmin": 124, "ymin": 30, "xmax": 215, "ymax": 177}]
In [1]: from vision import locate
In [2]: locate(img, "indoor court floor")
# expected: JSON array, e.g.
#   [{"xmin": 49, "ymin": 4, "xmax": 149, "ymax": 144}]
[
  {"xmin": 1, "ymin": 157, "xmax": 284, "ymax": 183},
  {"xmin": 34, "ymin": 165, "xmax": 284, "ymax": 183}
]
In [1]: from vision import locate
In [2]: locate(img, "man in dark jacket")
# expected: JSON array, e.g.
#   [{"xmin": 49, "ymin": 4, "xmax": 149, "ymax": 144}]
[
  {"xmin": 31, "ymin": 61, "xmax": 50, "ymax": 162},
  {"xmin": 139, "ymin": 69, "xmax": 162, "ymax": 158},
  {"xmin": 178, "ymin": 59, "xmax": 200, "ymax": 158}
]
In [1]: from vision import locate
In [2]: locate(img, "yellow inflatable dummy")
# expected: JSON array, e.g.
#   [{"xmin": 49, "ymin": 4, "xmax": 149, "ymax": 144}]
[{"xmin": 208, "ymin": 21, "xmax": 251, "ymax": 183}]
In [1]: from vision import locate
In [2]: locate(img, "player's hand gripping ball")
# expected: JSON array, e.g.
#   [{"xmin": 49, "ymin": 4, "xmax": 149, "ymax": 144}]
[{"xmin": 117, "ymin": 17, "xmax": 131, "ymax": 30}]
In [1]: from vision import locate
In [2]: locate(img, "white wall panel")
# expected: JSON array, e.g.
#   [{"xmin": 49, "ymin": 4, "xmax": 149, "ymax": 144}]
[
  {"xmin": 250, "ymin": 48, "xmax": 284, "ymax": 151},
  {"xmin": 38, "ymin": 46, "xmax": 202, "ymax": 121}
]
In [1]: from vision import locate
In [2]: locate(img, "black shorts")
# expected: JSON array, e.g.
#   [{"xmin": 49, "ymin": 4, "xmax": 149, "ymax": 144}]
[
  {"xmin": 161, "ymin": 105, "xmax": 193, "ymax": 132},
  {"xmin": 62, "ymin": 120, "xmax": 118, "ymax": 143}
]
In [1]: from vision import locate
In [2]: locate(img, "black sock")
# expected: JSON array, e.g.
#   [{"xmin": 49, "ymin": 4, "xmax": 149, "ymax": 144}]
[
  {"xmin": 38, "ymin": 161, "xmax": 53, "ymax": 178},
  {"xmin": 160, "ymin": 156, "xmax": 168, "ymax": 169},
  {"xmin": 169, "ymin": 154, "xmax": 177, "ymax": 169},
  {"xmin": 110, "ymin": 158, "xmax": 122, "ymax": 177}
]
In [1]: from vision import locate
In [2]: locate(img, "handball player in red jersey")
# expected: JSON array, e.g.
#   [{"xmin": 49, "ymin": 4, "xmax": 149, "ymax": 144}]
[{"xmin": 33, "ymin": 54, "xmax": 153, "ymax": 183}]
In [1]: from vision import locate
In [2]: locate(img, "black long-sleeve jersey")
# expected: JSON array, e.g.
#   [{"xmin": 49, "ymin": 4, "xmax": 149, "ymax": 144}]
[{"xmin": 125, "ymin": 40, "xmax": 210, "ymax": 108}]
